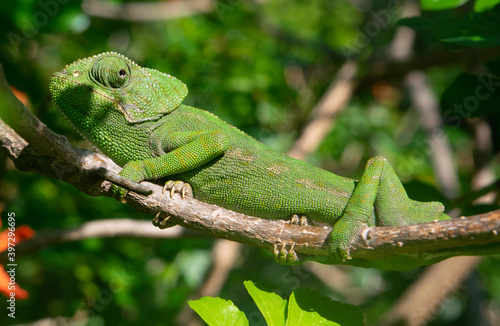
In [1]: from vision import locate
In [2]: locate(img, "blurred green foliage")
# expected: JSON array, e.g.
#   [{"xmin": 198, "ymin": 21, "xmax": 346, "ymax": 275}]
[
  {"xmin": 0, "ymin": 0, "xmax": 499, "ymax": 325},
  {"xmin": 189, "ymin": 281, "xmax": 364, "ymax": 325}
]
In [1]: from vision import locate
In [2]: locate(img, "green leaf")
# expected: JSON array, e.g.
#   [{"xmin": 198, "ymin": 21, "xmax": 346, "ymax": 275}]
[
  {"xmin": 286, "ymin": 288, "xmax": 364, "ymax": 326},
  {"xmin": 244, "ymin": 280, "xmax": 287, "ymax": 326},
  {"xmin": 474, "ymin": 0, "xmax": 500, "ymax": 12},
  {"xmin": 421, "ymin": 0, "xmax": 468, "ymax": 11},
  {"xmin": 399, "ymin": 4, "xmax": 500, "ymax": 47},
  {"xmin": 397, "ymin": 16, "xmax": 434, "ymax": 31},
  {"xmin": 188, "ymin": 297, "xmax": 249, "ymax": 326},
  {"xmin": 485, "ymin": 56, "xmax": 500, "ymax": 77},
  {"xmin": 440, "ymin": 72, "xmax": 500, "ymax": 119}
]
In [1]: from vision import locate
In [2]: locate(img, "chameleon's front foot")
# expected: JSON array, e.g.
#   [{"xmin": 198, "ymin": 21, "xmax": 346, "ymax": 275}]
[
  {"xmin": 290, "ymin": 214, "xmax": 309, "ymax": 226},
  {"xmin": 152, "ymin": 181, "xmax": 193, "ymax": 229},
  {"xmin": 153, "ymin": 212, "xmax": 177, "ymax": 229},
  {"xmin": 163, "ymin": 180, "xmax": 193, "ymax": 199}
]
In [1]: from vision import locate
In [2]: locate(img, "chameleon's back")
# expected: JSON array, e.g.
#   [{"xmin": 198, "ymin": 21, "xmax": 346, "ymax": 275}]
[{"xmin": 161, "ymin": 105, "xmax": 356, "ymax": 224}]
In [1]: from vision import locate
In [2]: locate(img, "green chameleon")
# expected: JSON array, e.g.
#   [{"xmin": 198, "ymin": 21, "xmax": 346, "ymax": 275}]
[{"xmin": 49, "ymin": 52, "xmax": 452, "ymax": 270}]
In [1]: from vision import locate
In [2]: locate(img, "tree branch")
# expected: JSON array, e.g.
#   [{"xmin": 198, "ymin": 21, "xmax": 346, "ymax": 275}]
[
  {"xmin": 1, "ymin": 64, "xmax": 500, "ymax": 267},
  {"xmin": 350, "ymin": 210, "xmax": 500, "ymax": 260}
]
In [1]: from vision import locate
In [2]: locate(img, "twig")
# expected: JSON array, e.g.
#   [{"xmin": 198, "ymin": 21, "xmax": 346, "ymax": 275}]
[
  {"xmin": 405, "ymin": 70, "xmax": 459, "ymax": 199},
  {"xmin": 175, "ymin": 240, "xmax": 242, "ymax": 326},
  {"xmin": 0, "ymin": 219, "xmax": 192, "ymax": 264},
  {"xmin": 356, "ymin": 48, "xmax": 496, "ymax": 92},
  {"xmin": 469, "ymin": 118, "xmax": 497, "ymax": 204},
  {"xmin": 82, "ymin": 0, "xmax": 213, "ymax": 21},
  {"xmin": 287, "ymin": 60, "xmax": 358, "ymax": 161},
  {"xmin": 386, "ymin": 0, "xmax": 418, "ymax": 62},
  {"xmin": 454, "ymin": 179, "xmax": 500, "ymax": 208},
  {"xmin": 96, "ymin": 167, "xmax": 152, "ymax": 196},
  {"xmin": 377, "ymin": 256, "xmax": 482, "ymax": 326}
]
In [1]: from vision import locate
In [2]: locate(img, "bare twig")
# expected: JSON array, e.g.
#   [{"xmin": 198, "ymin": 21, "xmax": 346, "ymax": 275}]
[
  {"xmin": 386, "ymin": 0, "xmax": 418, "ymax": 62},
  {"xmin": 175, "ymin": 240, "xmax": 242, "ymax": 326},
  {"xmin": 470, "ymin": 118, "xmax": 497, "ymax": 204},
  {"xmin": 82, "ymin": 0, "xmax": 272, "ymax": 22},
  {"xmin": 405, "ymin": 70, "xmax": 459, "ymax": 199},
  {"xmin": 288, "ymin": 60, "xmax": 358, "ymax": 161},
  {"xmin": 82, "ymin": 0, "xmax": 213, "ymax": 21},
  {"xmin": 377, "ymin": 256, "xmax": 482, "ymax": 326},
  {"xmin": 0, "ymin": 219, "xmax": 194, "ymax": 264}
]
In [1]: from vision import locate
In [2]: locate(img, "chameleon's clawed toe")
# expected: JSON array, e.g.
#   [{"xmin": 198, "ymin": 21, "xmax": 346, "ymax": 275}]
[
  {"xmin": 162, "ymin": 180, "xmax": 193, "ymax": 199},
  {"xmin": 153, "ymin": 212, "xmax": 177, "ymax": 229},
  {"xmin": 273, "ymin": 242, "xmax": 299, "ymax": 264},
  {"xmin": 289, "ymin": 214, "xmax": 309, "ymax": 226}
]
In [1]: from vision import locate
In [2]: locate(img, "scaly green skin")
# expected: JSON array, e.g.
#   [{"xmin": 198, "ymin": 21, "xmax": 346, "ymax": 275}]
[{"xmin": 49, "ymin": 52, "xmax": 452, "ymax": 270}]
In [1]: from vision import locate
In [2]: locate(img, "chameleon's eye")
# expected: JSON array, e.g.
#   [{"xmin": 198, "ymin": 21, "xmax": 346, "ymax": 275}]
[{"xmin": 91, "ymin": 56, "xmax": 131, "ymax": 88}]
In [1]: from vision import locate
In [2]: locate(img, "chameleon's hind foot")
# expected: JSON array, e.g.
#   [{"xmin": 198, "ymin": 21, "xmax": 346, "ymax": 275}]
[
  {"xmin": 273, "ymin": 243, "xmax": 299, "ymax": 264},
  {"xmin": 163, "ymin": 180, "xmax": 193, "ymax": 199},
  {"xmin": 270, "ymin": 216, "xmax": 309, "ymax": 264},
  {"xmin": 153, "ymin": 212, "xmax": 177, "ymax": 229},
  {"xmin": 328, "ymin": 217, "xmax": 366, "ymax": 264},
  {"xmin": 290, "ymin": 214, "xmax": 309, "ymax": 226}
]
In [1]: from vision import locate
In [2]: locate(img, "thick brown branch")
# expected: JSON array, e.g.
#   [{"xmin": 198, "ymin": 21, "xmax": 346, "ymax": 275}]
[
  {"xmin": 350, "ymin": 210, "xmax": 500, "ymax": 260},
  {"xmin": 1, "ymin": 64, "xmax": 500, "ymax": 266}
]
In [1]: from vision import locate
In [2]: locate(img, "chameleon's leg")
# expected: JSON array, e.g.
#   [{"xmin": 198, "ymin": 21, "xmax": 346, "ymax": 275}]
[
  {"xmin": 112, "ymin": 129, "xmax": 228, "ymax": 199},
  {"xmin": 328, "ymin": 156, "xmax": 450, "ymax": 265}
]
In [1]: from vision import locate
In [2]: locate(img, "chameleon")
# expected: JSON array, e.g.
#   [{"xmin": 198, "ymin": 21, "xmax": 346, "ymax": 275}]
[{"xmin": 49, "ymin": 52, "xmax": 452, "ymax": 270}]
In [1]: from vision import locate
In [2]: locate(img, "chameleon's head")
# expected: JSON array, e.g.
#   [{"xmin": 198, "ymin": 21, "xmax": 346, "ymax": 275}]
[{"xmin": 49, "ymin": 52, "xmax": 188, "ymax": 141}]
